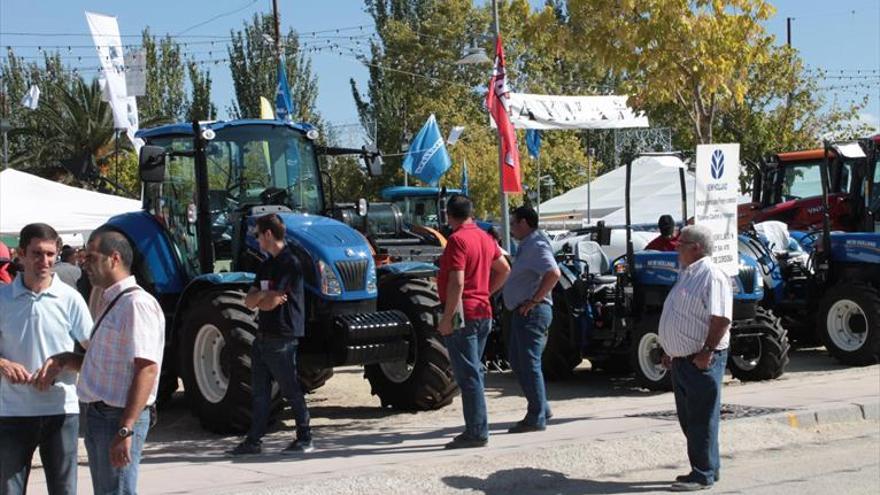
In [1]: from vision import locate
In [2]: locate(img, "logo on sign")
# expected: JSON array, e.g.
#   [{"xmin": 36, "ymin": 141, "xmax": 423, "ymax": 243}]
[{"xmin": 710, "ymin": 149, "xmax": 725, "ymax": 180}]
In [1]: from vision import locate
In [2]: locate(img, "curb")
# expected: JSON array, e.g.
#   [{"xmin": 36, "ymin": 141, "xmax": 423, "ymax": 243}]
[{"xmin": 767, "ymin": 400, "xmax": 880, "ymax": 429}]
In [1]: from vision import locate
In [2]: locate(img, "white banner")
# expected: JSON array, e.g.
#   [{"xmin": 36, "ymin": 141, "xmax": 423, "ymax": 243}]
[
  {"xmin": 124, "ymin": 49, "xmax": 146, "ymax": 97},
  {"xmin": 86, "ymin": 11, "xmax": 143, "ymax": 153},
  {"xmin": 498, "ymin": 93, "xmax": 649, "ymax": 130},
  {"xmin": 695, "ymin": 143, "xmax": 740, "ymax": 276}
]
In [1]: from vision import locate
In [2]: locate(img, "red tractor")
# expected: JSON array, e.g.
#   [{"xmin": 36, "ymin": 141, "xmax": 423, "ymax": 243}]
[{"xmin": 739, "ymin": 134, "xmax": 880, "ymax": 233}]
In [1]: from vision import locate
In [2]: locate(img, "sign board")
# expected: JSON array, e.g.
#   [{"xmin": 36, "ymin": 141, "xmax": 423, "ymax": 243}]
[
  {"xmin": 695, "ymin": 143, "xmax": 740, "ymax": 276},
  {"xmin": 497, "ymin": 93, "xmax": 649, "ymax": 130},
  {"xmin": 124, "ymin": 49, "xmax": 146, "ymax": 97}
]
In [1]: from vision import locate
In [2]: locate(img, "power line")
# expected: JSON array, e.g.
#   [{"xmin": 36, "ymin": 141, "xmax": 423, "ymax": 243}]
[{"xmin": 175, "ymin": 0, "xmax": 260, "ymax": 36}]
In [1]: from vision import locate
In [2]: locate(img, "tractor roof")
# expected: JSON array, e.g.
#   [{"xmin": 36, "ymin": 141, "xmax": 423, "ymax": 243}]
[
  {"xmin": 380, "ymin": 186, "xmax": 463, "ymax": 200},
  {"xmin": 135, "ymin": 119, "xmax": 314, "ymax": 139}
]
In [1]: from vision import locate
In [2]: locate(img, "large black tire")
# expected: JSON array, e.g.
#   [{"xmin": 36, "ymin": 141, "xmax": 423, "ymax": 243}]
[
  {"xmin": 364, "ymin": 277, "xmax": 457, "ymax": 410},
  {"xmin": 178, "ymin": 290, "xmax": 282, "ymax": 434},
  {"xmin": 629, "ymin": 317, "xmax": 671, "ymax": 391},
  {"xmin": 728, "ymin": 307, "xmax": 790, "ymax": 381},
  {"xmin": 298, "ymin": 366, "xmax": 334, "ymax": 393},
  {"xmin": 818, "ymin": 282, "xmax": 880, "ymax": 366},
  {"xmin": 541, "ymin": 295, "xmax": 582, "ymax": 381}
]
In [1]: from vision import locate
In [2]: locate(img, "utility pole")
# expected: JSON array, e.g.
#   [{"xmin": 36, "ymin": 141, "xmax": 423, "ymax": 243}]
[
  {"xmin": 492, "ymin": 0, "xmax": 511, "ymax": 251},
  {"xmin": 272, "ymin": 0, "xmax": 282, "ymax": 61},
  {"xmin": 786, "ymin": 17, "xmax": 792, "ymax": 46}
]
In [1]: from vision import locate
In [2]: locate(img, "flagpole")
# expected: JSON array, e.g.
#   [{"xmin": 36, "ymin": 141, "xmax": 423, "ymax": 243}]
[
  {"xmin": 272, "ymin": 0, "xmax": 282, "ymax": 61},
  {"xmin": 492, "ymin": 0, "xmax": 511, "ymax": 252}
]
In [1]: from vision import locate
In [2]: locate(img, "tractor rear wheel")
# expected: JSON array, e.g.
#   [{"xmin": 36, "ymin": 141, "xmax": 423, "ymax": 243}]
[
  {"xmin": 728, "ymin": 307, "xmax": 790, "ymax": 381},
  {"xmin": 541, "ymin": 296, "xmax": 582, "ymax": 381},
  {"xmin": 365, "ymin": 277, "xmax": 457, "ymax": 410},
  {"xmin": 178, "ymin": 290, "xmax": 282, "ymax": 434},
  {"xmin": 819, "ymin": 283, "xmax": 880, "ymax": 366}
]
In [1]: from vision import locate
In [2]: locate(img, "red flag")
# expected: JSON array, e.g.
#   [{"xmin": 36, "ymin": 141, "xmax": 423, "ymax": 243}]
[{"xmin": 486, "ymin": 35, "xmax": 522, "ymax": 193}]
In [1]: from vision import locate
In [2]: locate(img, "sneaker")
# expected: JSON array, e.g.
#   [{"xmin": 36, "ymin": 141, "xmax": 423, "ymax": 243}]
[
  {"xmin": 444, "ymin": 435, "xmax": 488, "ymax": 449},
  {"xmin": 226, "ymin": 441, "xmax": 261, "ymax": 456},
  {"xmin": 507, "ymin": 421, "xmax": 547, "ymax": 434},
  {"xmin": 281, "ymin": 439, "xmax": 315, "ymax": 454}
]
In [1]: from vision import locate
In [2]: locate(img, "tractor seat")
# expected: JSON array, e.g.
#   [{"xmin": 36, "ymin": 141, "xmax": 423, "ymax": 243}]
[{"xmin": 574, "ymin": 239, "xmax": 614, "ymax": 282}]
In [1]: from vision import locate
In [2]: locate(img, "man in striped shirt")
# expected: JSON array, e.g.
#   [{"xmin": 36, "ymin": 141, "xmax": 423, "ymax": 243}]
[{"xmin": 658, "ymin": 225, "xmax": 732, "ymax": 492}]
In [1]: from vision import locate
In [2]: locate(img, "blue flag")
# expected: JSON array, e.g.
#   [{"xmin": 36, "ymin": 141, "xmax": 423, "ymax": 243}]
[
  {"xmin": 461, "ymin": 159, "xmax": 469, "ymax": 196},
  {"xmin": 402, "ymin": 114, "xmax": 451, "ymax": 186},
  {"xmin": 275, "ymin": 61, "xmax": 295, "ymax": 122},
  {"xmin": 525, "ymin": 129, "xmax": 541, "ymax": 159}
]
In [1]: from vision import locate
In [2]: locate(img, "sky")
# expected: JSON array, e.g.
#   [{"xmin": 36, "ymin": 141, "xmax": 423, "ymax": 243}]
[{"xmin": 1, "ymin": 0, "xmax": 878, "ymax": 139}]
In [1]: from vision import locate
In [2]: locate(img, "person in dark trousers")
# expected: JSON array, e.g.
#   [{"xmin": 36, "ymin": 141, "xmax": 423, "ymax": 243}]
[
  {"xmin": 659, "ymin": 225, "xmax": 732, "ymax": 492},
  {"xmin": 437, "ymin": 195, "xmax": 510, "ymax": 449},
  {"xmin": 503, "ymin": 206, "xmax": 561, "ymax": 433},
  {"xmin": 645, "ymin": 214, "xmax": 680, "ymax": 251},
  {"xmin": 0, "ymin": 224, "xmax": 92, "ymax": 495},
  {"xmin": 228, "ymin": 213, "xmax": 312, "ymax": 455}
]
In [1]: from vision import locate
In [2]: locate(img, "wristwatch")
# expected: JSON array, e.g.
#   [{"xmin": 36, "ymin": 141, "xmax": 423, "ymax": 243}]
[
  {"xmin": 117, "ymin": 426, "xmax": 134, "ymax": 438},
  {"xmin": 700, "ymin": 344, "xmax": 713, "ymax": 353}
]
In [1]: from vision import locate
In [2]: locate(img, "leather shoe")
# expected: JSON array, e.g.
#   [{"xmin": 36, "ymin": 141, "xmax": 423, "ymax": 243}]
[
  {"xmin": 670, "ymin": 480, "xmax": 712, "ymax": 492},
  {"xmin": 507, "ymin": 422, "xmax": 546, "ymax": 434},
  {"xmin": 444, "ymin": 435, "xmax": 487, "ymax": 449}
]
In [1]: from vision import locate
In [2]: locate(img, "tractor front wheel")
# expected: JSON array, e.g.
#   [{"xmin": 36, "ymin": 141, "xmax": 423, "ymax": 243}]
[
  {"xmin": 728, "ymin": 307, "xmax": 790, "ymax": 381},
  {"xmin": 819, "ymin": 283, "xmax": 880, "ymax": 366}
]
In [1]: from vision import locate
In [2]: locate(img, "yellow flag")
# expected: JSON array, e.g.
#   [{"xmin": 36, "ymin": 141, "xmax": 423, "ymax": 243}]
[{"xmin": 259, "ymin": 97, "xmax": 274, "ymax": 119}]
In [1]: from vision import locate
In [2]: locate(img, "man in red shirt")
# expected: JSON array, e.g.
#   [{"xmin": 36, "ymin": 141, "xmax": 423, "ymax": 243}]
[
  {"xmin": 645, "ymin": 214, "xmax": 680, "ymax": 251},
  {"xmin": 437, "ymin": 195, "xmax": 510, "ymax": 449}
]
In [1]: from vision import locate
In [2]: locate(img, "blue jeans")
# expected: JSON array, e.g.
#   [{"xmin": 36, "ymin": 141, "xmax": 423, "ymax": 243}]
[
  {"xmin": 85, "ymin": 403, "xmax": 150, "ymax": 495},
  {"xmin": 444, "ymin": 318, "xmax": 492, "ymax": 440},
  {"xmin": 0, "ymin": 414, "xmax": 79, "ymax": 495},
  {"xmin": 671, "ymin": 349, "xmax": 728, "ymax": 485},
  {"xmin": 508, "ymin": 303, "xmax": 553, "ymax": 426},
  {"xmin": 247, "ymin": 336, "xmax": 311, "ymax": 444}
]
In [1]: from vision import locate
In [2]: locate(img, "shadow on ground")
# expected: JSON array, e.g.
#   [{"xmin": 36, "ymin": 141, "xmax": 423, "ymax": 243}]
[{"xmin": 442, "ymin": 467, "xmax": 669, "ymax": 495}]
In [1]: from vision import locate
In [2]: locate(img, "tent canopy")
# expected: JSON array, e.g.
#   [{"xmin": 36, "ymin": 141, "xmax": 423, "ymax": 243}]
[
  {"xmin": 539, "ymin": 158, "xmax": 695, "ymax": 227},
  {"xmin": 0, "ymin": 169, "xmax": 141, "ymax": 245}
]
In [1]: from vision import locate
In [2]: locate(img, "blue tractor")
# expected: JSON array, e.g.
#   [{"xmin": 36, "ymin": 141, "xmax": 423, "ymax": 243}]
[
  {"xmin": 739, "ymin": 139, "xmax": 879, "ymax": 365},
  {"xmin": 543, "ymin": 153, "xmax": 790, "ymax": 389},
  {"xmin": 107, "ymin": 120, "xmax": 456, "ymax": 433}
]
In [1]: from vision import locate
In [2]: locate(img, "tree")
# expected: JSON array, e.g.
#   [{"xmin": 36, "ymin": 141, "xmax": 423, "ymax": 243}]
[
  {"xmin": 569, "ymin": 0, "xmax": 778, "ymax": 145},
  {"xmin": 186, "ymin": 62, "xmax": 217, "ymax": 121},
  {"xmin": 140, "ymin": 29, "xmax": 188, "ymax": 123},
  {"xmin": 227, "ymin": 13, "xmax": 320, "ymax": 123}
]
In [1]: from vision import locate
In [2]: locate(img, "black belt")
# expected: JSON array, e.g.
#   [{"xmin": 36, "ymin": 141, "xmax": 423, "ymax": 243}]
[
  {"xmin": 88, "ymin": 401, "xmax": 152, "ymax": 411},
  {"xmin": 674, "ymin": 349, "xmax": 724, "ymax": 362}
]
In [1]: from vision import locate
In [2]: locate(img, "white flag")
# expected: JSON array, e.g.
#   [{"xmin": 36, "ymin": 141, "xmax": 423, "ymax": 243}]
[
  {"xmin": 20, "ymin": 85, "xmax": 40, "ymax": 110},
  {"xmin": 447, "ymin": 125, "xmax": 465, "ymax": 146}
]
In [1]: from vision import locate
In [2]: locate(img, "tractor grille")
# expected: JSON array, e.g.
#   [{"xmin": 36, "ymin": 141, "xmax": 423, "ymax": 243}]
[
  {"xmin": 335, "ymin": 260, "xmax": 368, "ymax": 291},
  {"xmin": 737, "ymin": 265, "xmax": 756, "ymax": 294}
]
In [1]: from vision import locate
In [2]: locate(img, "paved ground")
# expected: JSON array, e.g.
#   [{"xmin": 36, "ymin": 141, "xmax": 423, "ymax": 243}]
[{"xmin": 25, "ymin": 348, "xmax": 880, "ymax": 494}]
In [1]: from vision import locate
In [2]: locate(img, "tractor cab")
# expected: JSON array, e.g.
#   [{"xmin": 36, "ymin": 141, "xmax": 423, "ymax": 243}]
[{"xmin": 379, "ymin": 186, "xmax": 461, "ymax": 230}]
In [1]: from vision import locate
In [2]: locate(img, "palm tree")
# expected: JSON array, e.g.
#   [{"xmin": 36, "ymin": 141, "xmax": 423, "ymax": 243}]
[{"xmin": 11, "ymin": 78, "xmax": 121, "ymax": 177}]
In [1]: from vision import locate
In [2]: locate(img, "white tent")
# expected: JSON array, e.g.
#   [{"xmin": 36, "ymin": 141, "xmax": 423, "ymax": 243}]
[
  {"xmin": 539, "ymin": 157, "xmax": 695, "ymax": 227},
  {"xmin": 0, "ymin": 168, "xmax": 141, "ymax": 245}
]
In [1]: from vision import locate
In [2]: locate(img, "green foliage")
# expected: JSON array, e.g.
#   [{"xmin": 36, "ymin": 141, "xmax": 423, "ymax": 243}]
[
  {"xmin": 186, "ymin": 63, "xmax": 217, "ymax": 121},
  {"xmin": 227, "ymin": 13, "xmax": 320, "ymax": 124},
  {"xmin": 140, "ymin": 29, "xmax": 188, "ymax": 123}
]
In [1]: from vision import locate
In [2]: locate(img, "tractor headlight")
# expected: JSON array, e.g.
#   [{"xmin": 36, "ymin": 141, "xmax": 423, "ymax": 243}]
[
  {"xmin": 318, "ymin": 260, "xmax": 342, "ymax": 296},
  {"xmin": 366, "ymin": 262, "xmax": 377, "ymax": 294}
]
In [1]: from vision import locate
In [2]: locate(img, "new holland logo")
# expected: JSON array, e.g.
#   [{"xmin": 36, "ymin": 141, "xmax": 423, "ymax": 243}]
[{"xmin": 711, "ymin": 149, "xmax": 725, "ymax": 180}]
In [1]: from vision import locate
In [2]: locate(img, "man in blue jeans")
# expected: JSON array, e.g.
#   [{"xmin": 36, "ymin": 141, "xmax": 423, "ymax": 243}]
[
  {"xmin": 228, "ymin": 213, "xmax": 312, "ymax": 455},
  {"xmin": 437, "ymin": 195, "xmax": 509, "ymax": 449},
  {"xmin": 503, "ymin": 206, "xmax": 560, "ymax": 433},
  {"xmin": 659, "ymin": 225, "xmax": 733, "ymax": 492},
  {"xmin": 0, "ymin": 223, "xmax": 92, "ymax": 495}
]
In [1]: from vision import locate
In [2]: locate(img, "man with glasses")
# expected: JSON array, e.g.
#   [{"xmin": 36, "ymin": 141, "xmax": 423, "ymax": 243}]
[
  {"xmin": 227, "ymin": 213, "xmax": 312, "ymax": 455},
  {"xmin": 658, "ymin": 225, "xmax": 732, "ymax": 492}
]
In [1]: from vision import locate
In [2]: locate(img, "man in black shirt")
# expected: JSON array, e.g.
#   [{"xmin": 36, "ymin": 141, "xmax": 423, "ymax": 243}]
[{"xmin": 228, "ymin": 213, "xmax": 312, "ymax": 455}]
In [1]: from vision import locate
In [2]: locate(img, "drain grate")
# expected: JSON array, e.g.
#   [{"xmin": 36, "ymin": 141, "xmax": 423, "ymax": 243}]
[{"xmin": 627, "ymin": 404, "xmax": 790, "ymax": 422}]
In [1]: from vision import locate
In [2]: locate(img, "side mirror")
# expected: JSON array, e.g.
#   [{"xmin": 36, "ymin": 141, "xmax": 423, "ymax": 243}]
[
  {"xmin": 139, "ymin": 145, "xmax": 166, "ymax": 183},
  {"xmin": 595, "ymin": 221, "xmax": 612, "ymax": 246},
  {"xmin": 363, "ymin": 145, "xmax": 383, "ymax": 177},
  {"xmin": 438, "ymin": 196, "xmax": 449, "ymax": 226}
]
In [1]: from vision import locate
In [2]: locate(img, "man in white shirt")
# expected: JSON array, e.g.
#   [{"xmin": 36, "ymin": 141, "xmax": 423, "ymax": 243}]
[{"xmin": 658, "ymin": 225, "xmax": 732, "ymax": 492}]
